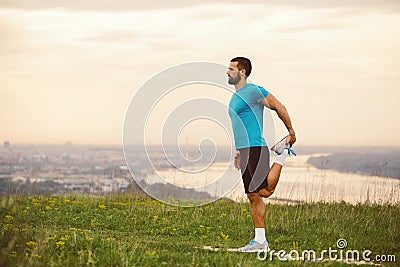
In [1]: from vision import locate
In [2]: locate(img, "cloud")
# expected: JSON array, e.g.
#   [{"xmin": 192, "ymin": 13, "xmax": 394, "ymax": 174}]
[
  {"xmin": 0, "ymin": 0, "xmax": 399, "ymax": 13},
  {"xmin": 272, "ymin": 23, "xmax": 341, "ymax": 33},
  {"xmin": 76, "ymin": 32, "xmax": 141, "ymax": 46}
]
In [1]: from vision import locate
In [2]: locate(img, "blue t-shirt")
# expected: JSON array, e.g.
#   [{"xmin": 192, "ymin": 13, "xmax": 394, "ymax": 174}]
[{"xmin": 228, "ymin": 83, "xmax": 269, "ymax": 149}]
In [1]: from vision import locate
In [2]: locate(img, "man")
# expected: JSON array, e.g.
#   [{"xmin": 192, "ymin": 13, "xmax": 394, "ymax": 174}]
[{"xmin": 227, "ymin": 57, "xmax": 296, "ymax": 252}]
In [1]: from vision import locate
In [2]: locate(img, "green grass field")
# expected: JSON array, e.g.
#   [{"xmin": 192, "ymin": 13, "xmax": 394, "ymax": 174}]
[{"xmin": 1, "ymin": 193, "xmax": 399, "ymax": 266}]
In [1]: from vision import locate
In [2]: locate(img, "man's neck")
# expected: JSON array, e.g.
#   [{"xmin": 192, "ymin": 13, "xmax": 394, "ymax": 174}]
[{"xmin": 235, "ymin": 79, "xmax": 247, "ymax": 91}]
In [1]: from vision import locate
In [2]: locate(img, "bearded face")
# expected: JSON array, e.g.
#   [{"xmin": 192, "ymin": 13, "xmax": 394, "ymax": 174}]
[
  {"xmin": 227, "ymin": 62, "xmax": 244, "ymax": 85},
  {"xmin": 228, "ymin": 71, "xmax": 241, "ymax": 85}
]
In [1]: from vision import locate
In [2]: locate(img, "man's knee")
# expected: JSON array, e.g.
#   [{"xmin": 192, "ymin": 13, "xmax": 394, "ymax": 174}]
[
  {"xmin": 259, "ymin": 188, "xmax": 275, "ymax": 198},
  {"xmin": 247, "ymin": 192, "xmax": 261, "ymax": 203}
]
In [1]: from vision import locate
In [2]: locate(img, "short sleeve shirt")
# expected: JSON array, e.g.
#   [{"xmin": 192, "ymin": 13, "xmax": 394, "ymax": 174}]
[{"xmin": 228, "ymin": 83, "xmax": 269, "ymax": 149}]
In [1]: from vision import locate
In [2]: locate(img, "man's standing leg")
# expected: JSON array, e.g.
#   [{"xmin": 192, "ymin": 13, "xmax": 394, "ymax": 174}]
[
  {"xmin": 247, "ymin": 192, "xmax": 266, "ymax": 244},
  {"xmin": 248, "ymin": 152, "xmax": 289, "ymax": 244},
  {"xmin": 238, "ymin": 147, "xmax": 270, "ymax": 252}
]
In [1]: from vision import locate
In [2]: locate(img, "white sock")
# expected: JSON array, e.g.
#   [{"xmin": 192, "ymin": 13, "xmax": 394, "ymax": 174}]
[
  {"xmin": 254, "ymin": 228, "xmax": 266, "ymax": 243},
  {"xmin": 274, "ymin": 152, "xmax": 288, "ymax": 166}
]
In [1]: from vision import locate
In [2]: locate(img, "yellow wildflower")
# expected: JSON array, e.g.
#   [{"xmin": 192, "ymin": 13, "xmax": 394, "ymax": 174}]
[
  {"xmin": 26, "ymin": 241, "xmax": 38, "ymax": 246},
  {"xmin": 56, "ymin": 241, "xmax": 65, "ymax": 248},
  {"xmin": 145, "ymin": 250, "xmax": 156, "ymax": 256},
  {"xmin": 220, "ymin": 232, "xmax": 229, "ymax": 239}
]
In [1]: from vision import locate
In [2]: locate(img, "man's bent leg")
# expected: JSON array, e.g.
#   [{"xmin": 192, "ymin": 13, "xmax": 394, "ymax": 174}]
[
  {"xmin": 247, "ymin": 192, "xmax": 265, "ymax": 228},
  {"xmin": 259, "ymin": 163, "xmax": 283, "ymax": 198}
]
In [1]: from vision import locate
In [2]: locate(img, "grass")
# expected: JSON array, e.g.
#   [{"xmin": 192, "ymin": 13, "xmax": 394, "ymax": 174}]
[{"xmin": 0, "ymin": 193, "xmax": 399, "ymax": 266}]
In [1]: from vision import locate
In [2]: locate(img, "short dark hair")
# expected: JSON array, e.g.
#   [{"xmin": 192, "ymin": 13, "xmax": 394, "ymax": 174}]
[{"xmin": 231, "ymin": 57, "xmax": 252, "ymax": 77}]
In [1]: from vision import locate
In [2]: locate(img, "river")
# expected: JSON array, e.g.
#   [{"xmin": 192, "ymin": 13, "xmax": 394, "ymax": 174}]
[{"xmin": 146, "ymin": 154, "xmax": 400, "ymax": 204}]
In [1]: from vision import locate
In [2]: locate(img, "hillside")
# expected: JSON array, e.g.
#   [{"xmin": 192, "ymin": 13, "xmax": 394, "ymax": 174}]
[
  {"xmin": 307, "ymin": 150, "xmax": 400, "ymax": 179},
  {"xmin": 1, "ymin": 193, "xmax": 399, "ymax": 266}
]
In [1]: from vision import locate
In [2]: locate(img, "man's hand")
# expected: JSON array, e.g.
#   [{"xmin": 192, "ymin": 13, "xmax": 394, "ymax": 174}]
[
  {"xmin": 286, "ymin": 131, "xmax": 296, "ymax": 147},
  {"xmin": 234, "ymin": 150, "xmax": 240, "ymax": 170}
]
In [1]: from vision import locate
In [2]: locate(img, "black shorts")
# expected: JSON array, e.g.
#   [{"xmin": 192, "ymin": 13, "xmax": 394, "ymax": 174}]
[{"xmin": 239, "ymin": 146, "xmax": 270, "ymax": 194}]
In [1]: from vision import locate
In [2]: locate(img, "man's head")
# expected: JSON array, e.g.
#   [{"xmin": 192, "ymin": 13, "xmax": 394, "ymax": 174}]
[{"xmin": 227, "ymin": 57, "xmax": 252, "ymax": 85}]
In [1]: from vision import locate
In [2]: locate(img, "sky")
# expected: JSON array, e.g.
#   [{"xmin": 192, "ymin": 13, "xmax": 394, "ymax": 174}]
[{"xmin": 1, "ymin": 0, "xmax": 400, "ymax": 147}]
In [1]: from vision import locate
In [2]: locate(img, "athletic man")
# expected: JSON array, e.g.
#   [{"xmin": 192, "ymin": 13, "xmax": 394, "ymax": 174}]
[{"xmin": 227, "ymin": 57, "xmax": 296, "ymax": 252}]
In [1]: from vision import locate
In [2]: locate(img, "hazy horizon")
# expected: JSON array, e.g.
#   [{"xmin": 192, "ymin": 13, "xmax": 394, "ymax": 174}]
[{"xmin": 3, "ymin": 142, "xmax": 400, "ymax": 150}]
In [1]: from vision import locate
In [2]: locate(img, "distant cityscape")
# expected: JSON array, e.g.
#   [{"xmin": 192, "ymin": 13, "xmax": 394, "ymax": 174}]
[
  {"xmin": 0, "ymin": 141, "xmax": 233, "ymax": 196},
  {"xmin": 1, "ymin": 140, "xmax": 398, "ymax": 197},
  {"xmin": 0, "ymin": 141, "xmax": 133, "ymax": 196}
]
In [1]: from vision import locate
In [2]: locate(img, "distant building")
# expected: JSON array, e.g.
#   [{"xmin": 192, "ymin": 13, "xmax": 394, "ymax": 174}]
[
  {"xmin": 3, "ymin": 140, "xmax": 10, "ymax": 148},
  {"xmin": 65, "ymin": 140, "xmax": 73, "ymax": 147}
]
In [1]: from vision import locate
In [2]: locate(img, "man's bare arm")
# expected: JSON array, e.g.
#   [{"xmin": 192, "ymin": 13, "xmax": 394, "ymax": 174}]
[{"xmin": 261, "ymin": 94, "xmax": 296, "ymax": 145}]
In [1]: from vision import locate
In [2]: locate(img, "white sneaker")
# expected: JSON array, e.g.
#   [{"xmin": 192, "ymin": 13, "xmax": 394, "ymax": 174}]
[
  {"xmin": 238, "ymin": 239, "xmax": 269, "ymax": 253},
  {"xmin": 270, "ymin": 135, "xmax": 296, "ymax": 156}
]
